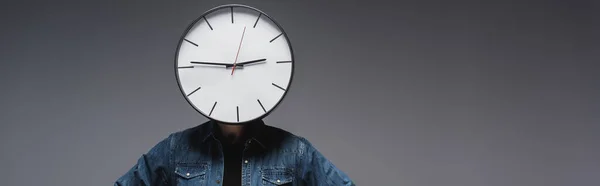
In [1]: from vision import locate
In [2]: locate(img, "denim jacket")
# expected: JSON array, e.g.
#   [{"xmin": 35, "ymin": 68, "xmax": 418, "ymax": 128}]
[{"xmin": 114, "ymin": 120, "xmax": 355, "ymax": 186}]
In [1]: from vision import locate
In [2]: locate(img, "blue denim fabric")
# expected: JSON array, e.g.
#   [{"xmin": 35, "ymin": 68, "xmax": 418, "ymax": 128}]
[{"xmin": 115, "ymin": 120, "xmax": 355, "ymax": 186}]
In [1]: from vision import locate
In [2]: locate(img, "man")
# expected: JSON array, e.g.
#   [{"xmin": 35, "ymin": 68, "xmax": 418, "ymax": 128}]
[{"xmin": 114, "ymin": 119, "xmax": 355, "ymax": 186}]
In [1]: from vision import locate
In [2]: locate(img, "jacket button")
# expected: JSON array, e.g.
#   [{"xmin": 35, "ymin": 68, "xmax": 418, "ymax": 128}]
[
  {"xmin": 244, "ymin": 160, "xmax": 248, "ymax": 164},
  {"xmin": 277, "ymin": 179, "xmax": 281, "ymax": 183},
  {"xmin": 216, "ymin": 180, "xmax": 221, "ymax": 184},
  {"xmin": 186, "ymin": 173, "xmax": 190, "ymax": 176}
]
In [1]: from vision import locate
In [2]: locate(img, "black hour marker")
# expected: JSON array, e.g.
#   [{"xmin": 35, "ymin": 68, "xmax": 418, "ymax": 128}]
[
  {"xmin": 186, "ymin": 86, "xmax": 201, "ymax": 97},
  {"xmin": 178, "ymin": 66, "xmax": 194, "ymax": 69},
  {"xmin": 230, "ymin": 7, "xmax": 234, "ymax": 23},
  {"xmin": 184, "ymin": 39, "xmax": 198, "ymax": 46},
  {"xmin": 203, "ymin": 16, "xmax": 213, "ymax": 30},
  {"xmin": 236, "ymin": 106, "xmax": 239, "ymax": 122},
  {"xmin": 276, "ymin": 61, "xmax": 292, "ymax": 64},
  {"xmin": 269, "ymin": 33, "xmax": 283, "ymax": 43},
  {"xmin": 272, "ymin": 83, "xmax": 286, "ymax": 91},
  {"xmin": 257, "ymin": 99, "xmax": 266, "ymax": 112},
  {"xmin": 209, "ymin": 101, "xmax": 217, "ymax": 116},
  {"xmin": 253, "ymin": 13, "xmax": 262, "ymax": 28}
]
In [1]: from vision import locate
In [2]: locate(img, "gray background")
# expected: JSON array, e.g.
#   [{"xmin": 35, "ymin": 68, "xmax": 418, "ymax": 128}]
[{"xmin": 1, "ymin": 0, "xmax": 599, "ymax": 185}]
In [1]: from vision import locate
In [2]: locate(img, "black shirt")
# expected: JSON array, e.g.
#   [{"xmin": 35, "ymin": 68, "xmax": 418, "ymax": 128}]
[
  {"xmin": 214, "ymin": 125, "xmax": 253, "ymax": 186},
  {"xmin": 221, "ymin": 141, "xmax": 245, "ymax": 186}
]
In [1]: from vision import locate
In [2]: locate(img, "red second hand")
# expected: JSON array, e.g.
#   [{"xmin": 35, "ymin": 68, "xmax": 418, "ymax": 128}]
[{"xmin": 231, "ymin": 26, "xmax": 247, "ymax": 75}]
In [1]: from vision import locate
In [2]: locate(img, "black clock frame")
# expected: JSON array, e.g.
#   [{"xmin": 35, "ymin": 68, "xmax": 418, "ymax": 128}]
[{"xmin": 174, "ymin": 4, "xmax": 295, "ymax": 125}]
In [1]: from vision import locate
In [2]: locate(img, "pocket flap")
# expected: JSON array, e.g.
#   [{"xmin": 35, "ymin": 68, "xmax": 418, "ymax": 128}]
[
  {"xmin": 175, "ymin": 163, "xmax": 207, "ymax": 179},
  {"xmin": 261, "ymin": 167, "xmax": 294, "ymax": 185}
]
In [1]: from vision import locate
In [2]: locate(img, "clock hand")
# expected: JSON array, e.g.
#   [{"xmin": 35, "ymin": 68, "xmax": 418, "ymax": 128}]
[
  {"xmin": 234, "ymin": 58, "xmax": 267, "ymax": 66},
  {"xmin": 190, "ymin": 59, "xmax": 265, "ymax": 68},
  {"xmin": 190, "ymin": 61, "xmax": 233, "ymax": 67},
  {"xmin": 231, "ymin": 26, "xmax": 247, "ymax": 75}
]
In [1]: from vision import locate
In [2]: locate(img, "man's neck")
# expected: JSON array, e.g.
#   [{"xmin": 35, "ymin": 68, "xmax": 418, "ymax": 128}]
[{"xmin": 217, "ymin": 122, "xmax": 246, "ymax": 144}]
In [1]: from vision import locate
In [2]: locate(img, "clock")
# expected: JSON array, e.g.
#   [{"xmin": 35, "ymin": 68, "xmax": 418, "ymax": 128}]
[{"xmin": 174, "ymin": 4, "xmax": 294, "ymax": 125}]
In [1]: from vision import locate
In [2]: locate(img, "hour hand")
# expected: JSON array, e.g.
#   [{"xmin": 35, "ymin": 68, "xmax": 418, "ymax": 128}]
[
  {"xmin": 235, "ymin": 58, "xmax": 267, "ymax": 67},
  {"xmin": 190, "ymin": 61, "xmax": 234, "ymax": 68}
]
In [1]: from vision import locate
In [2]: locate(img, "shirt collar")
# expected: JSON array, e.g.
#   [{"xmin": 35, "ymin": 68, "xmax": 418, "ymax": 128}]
[{"xmin": 201, "ymin": 119, "xmax": 267, "ymax": 148}]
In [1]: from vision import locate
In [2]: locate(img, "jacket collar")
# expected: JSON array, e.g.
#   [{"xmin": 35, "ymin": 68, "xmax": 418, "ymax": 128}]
[{"xmin": 201, "ymin": 119, "xmax": 267, "ymax": 148}]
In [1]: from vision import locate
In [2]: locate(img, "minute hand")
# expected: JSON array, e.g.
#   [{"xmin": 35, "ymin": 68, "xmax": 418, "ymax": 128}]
[{"xmin": 190, "ymin": 61, "xmax": 233, "ymax": 67}]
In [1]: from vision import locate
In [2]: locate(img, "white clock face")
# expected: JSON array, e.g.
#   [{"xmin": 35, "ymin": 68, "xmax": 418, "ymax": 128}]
[{"xmin": 175, "ymin": 5, "xmax": 293, "ymax": 124}]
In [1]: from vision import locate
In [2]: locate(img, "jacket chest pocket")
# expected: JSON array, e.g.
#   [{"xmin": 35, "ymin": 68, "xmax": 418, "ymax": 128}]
[
  {"xmin": 175, "ymin": 163, "xmax": 208, "ymax": 186},
  {"xmin": 261, "ymin": 167, "xmax": 294, "ymax": 186}
]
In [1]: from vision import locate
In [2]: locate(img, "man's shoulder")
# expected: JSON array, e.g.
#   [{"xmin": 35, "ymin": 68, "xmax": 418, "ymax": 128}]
[
  {"xmin": 164, "ymin": 121, "xmax": 212, "ymax": 146},
  {"xmin": 261, "ymin": 124, "xmax": 306, "ymax": 141},
  {"xmin": 258, "ymin": 125, "xmax": 315, "ymax": 153},
  {"xmin": 172, "ymin": 121, "xmax": 210, "ymax": 137}
]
